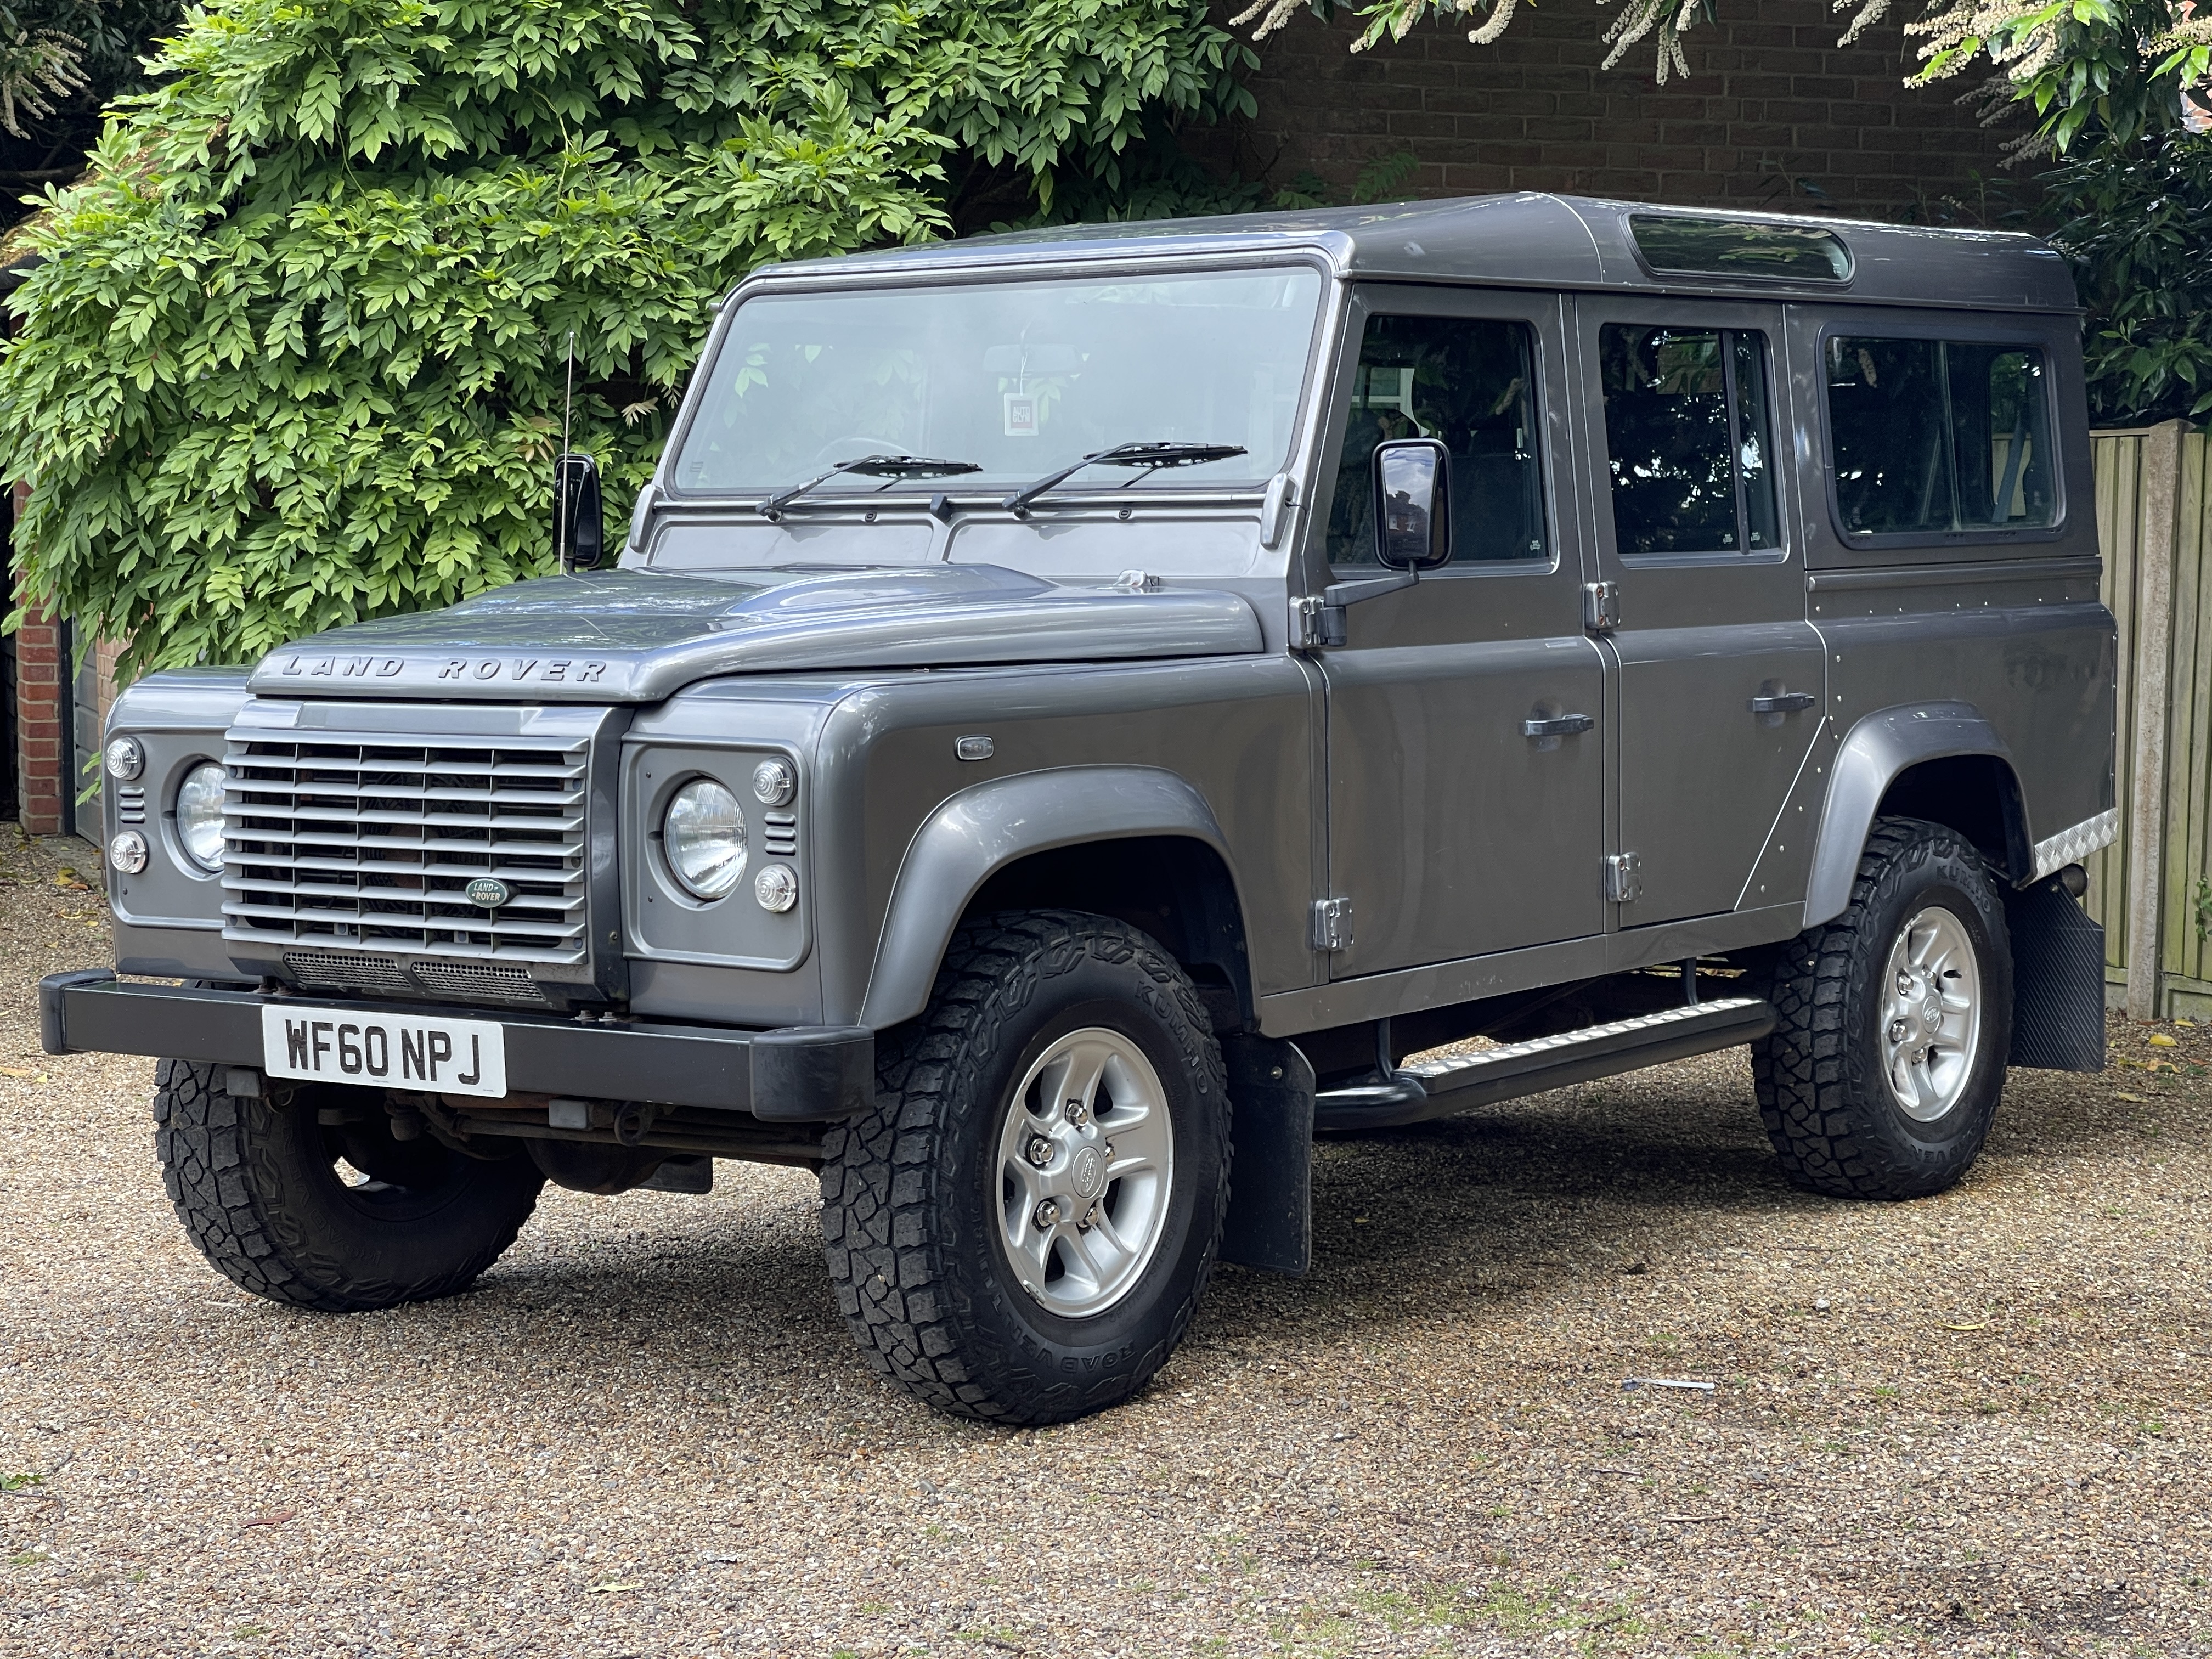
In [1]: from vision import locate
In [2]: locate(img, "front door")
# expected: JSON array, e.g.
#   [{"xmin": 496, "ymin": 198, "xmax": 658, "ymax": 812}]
[
  {"xmin": 1572, "ymin": 298, "xmax": 1827, "ymax": 927},
  {"xmin": 1319, "ymin": 287, "xmax": 1606, "ymax": 979}
]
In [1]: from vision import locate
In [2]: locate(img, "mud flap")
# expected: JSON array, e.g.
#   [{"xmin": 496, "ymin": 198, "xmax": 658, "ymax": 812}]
[
  {"xmin": 2006, "ymin": 874, "xmax": 2107, "ymax": 1073},
  {"xmin": 1218, "ymin": 1034, "xmax": 1314, "ymax": 1274}
]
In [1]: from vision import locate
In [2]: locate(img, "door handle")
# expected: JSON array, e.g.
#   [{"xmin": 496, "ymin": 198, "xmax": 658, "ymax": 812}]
[
  {"xmin": 1747, "ymin": 692, "xmax": 1818, "ymax": 714},
  {"xmin": 1522, "ymin": 714, "xmax": 1595, "ymax": 738}
]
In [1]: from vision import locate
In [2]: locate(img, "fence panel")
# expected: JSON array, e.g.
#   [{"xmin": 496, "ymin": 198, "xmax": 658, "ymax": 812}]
[
  {"xmin": 2086, "ymin": 431, "xmax": 2145, "ymax": 978},
  {"xmin": 2160, "ymin": 434, "xmax": 2211, "ymax": 999},
  {"xmin": 2091, "ymin": 424, "xmax": 2212, "ymax": 1018}
]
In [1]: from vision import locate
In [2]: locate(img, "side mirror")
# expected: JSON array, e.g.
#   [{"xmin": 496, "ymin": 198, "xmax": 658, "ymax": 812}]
[
  {"xmin": 1372, "ymin": 437, "xmax": 1452, "ymax": 570},
  {"xmin": 554, "ymin": 452, "xmax": 605, "ymax": 572}
]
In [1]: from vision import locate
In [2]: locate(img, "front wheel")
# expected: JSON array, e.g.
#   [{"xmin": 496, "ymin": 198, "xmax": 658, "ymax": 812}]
[
  {"xmin": 1752, "ymin": 817, "xmax": 2013, "ymax": 1199},
  {"xmin": 153, "ymin": 1060, "xmax": 544, "ymax": 1311},
  {"xmin": 821, "ymin": 911, "xmax": 1229, "ymax": 1424}
]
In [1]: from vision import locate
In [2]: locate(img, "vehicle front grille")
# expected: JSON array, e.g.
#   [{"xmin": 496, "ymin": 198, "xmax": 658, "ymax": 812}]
[
  {"xmin": 221, "ymin": 728, "xmax": 591, "ymax": 977},
  {"xmin": 282, "ymin": 949, "xmax": 552, "ymax": 1007}
]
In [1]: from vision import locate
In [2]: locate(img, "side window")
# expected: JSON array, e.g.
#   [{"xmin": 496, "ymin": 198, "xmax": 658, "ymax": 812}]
[
  {"xmin": 1328, "ymin": 314, "xmax": 1546, "ymax": 568},
  {"xmin": 1599, "ymin": 324, "xmax": 1779, "ymax": 556},
  {"xmin": 1826, "ymin": 337, "xmax": 2056, "ymax": 536}
]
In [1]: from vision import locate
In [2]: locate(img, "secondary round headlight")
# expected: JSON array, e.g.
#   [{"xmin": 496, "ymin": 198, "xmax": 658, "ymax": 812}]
[
  {"xmin": 663, "ymin": 777, "xmax": 746, "ymax": 900},
  {"xmin": 175, "ymin": 761, "xmax": 227, "ymax": 872}
]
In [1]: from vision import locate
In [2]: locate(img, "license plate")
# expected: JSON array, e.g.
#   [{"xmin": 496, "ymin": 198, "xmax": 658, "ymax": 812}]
[{"xmin": 261, "ymin": 1006, "xmax": 508, "ymax": 1098}]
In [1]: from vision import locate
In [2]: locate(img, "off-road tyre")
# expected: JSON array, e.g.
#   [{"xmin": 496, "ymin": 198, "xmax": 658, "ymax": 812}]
[
  {"xmin": 1752, "ymin": 816, "xmax": 2012, "ymax": 1200},
  {"xmin": 821, "ymin": 911, "xmax": 1231, "ymax": 1424},
  {"xmin": 153, "ymin": 1059, "xmax": 544, "ymax": 1311}
]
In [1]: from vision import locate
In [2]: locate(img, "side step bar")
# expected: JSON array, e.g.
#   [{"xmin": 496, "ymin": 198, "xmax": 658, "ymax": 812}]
[{"xmin": 1312, "ymin": 996, "xmax": 1778, "ymax": 1132}]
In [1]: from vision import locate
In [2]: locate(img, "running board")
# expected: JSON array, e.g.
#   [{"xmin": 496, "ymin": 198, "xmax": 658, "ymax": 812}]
[{"xmin": 1312, "ymin": 996, "xmax": 1778, "ymax": 1131}]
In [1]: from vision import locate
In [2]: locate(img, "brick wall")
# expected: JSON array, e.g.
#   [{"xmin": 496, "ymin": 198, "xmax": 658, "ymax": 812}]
[
  {"xmin": 1192, "ymin": 0, "xmax": 2033, "ymax": 222},
  {"xmin": 14, "ymin": 591, "xmax": 62, "ymax": 836}
]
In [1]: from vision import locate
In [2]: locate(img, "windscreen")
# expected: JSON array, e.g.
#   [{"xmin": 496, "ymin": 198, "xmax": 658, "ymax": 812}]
[{"xmin": 669, "ymin": 268, "xmax": 1325, "ymax": 496}]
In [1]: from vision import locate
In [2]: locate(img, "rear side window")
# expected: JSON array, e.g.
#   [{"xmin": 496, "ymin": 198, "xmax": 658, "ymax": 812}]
[
  {"xmin": 1328, "ymin": 314, "xmax": 1547, "ymax": 568},
  {"xmin": 1826, "ymin": 337, "xmax": 2056, "ymax": 537},
  {"xmin": 1599, "ymin": 324, "xmax": 1780, "ymax": 557}
]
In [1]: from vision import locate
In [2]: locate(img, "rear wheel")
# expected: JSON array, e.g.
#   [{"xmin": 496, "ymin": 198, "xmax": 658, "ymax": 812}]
[
  {"xmin": 153, "ymin": 1060, "xmax": 543, "ymax": 1311},
  {"xmin": 821, "ymin": 911, "xmax": 1229, "ymax": 1424},
  {"xmin": 1752, "ymin": 817, "xmax": 2012, "ymax": 1199}
]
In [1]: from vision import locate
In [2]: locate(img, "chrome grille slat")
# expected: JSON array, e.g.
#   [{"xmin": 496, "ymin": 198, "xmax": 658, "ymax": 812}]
[{"xmin": 221, "ymin": 725, "xmax": 593, "ymax": 972}]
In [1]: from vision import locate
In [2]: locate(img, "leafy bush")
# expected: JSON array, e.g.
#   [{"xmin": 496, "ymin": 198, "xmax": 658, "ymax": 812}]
[
  {"xmin": 2044, "ymin": 133, "xmax": 2212, "ymax": 426},
  {"xmin": 0, "ymin": 0, "xmax": 1255, "ymax": 676}
]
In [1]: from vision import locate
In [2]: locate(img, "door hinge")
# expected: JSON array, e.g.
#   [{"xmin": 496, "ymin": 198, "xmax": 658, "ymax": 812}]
[
  {"xmin": 1583, "ymin": 580, "xmax": 1621, "ymax": 632},
  {"xmin": 1311, "ymin": 896, "xmax": 1353, "ymax": 952},
  {"xmin": 1605, "ymin": 852, "xmax": 1644, "ymax": 904},
  {"xmin": 1290, "ymin": 595, "xmax": 1338, "ymax": 650}
]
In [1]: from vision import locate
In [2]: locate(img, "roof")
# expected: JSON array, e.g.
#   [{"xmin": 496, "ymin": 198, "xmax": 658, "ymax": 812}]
[{"xmin": 757, "ymin": 193, "xmax": 2078, "ymax": 313}]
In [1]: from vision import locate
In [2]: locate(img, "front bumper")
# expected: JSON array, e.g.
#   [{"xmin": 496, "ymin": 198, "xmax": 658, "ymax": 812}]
[{"xmin": 39, "ymin": 972, "xmax": 872, "ymax": 1122}]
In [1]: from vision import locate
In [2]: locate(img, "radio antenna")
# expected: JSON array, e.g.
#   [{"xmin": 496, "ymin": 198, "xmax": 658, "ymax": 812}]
[{"xmin": 556, "ymin": 329, "xmax": 577, "ymax": 576}]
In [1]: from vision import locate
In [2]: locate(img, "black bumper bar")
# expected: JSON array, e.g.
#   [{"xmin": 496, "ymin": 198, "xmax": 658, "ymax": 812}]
[{"xmin": 39, "ymin": 972, "xmax": 873, "ymax": 1123}]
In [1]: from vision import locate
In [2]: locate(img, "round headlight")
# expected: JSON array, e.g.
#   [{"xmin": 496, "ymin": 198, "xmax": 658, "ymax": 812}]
[
  {"xmin": 104, "ymin": 736, "xmax": 145, "ymax": 782},
  {"xmin": 108, "ymin": 830, "xmax": 148, "ymax": 874},
  {"xmin": 663, "ymin": 778, "xmax": 746, "ymax": 900},
  {"xmin": 175, "ymin": 761, "xmax": 227, "ymax": 872}
]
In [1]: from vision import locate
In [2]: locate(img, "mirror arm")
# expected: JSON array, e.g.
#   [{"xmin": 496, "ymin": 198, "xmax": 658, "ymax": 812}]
[
  {"xmin": 1296, "ymin": 569, "xmax": 1417, "ymax": 648},
  {"xmin": 1323, "ymin": 571, "xmax": 1418, "ymax": 610}
]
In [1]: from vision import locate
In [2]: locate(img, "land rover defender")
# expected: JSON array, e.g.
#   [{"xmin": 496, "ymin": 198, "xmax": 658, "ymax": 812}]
[{"xmin": 47, "ymin": 194, "xmax": 2116, "ymax": 1424}]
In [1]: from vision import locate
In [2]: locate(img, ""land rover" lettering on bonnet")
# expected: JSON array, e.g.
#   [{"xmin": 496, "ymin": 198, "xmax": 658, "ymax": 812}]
[{"xmin": 274, "ymin": 656, "xmax": 608, "ymax": 681}]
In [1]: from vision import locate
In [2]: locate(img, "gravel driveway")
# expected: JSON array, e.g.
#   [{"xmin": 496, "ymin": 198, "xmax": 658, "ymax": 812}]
[{"xmin": 2, "ymin": 831, "xmax": 2207, "ymax": 1658}]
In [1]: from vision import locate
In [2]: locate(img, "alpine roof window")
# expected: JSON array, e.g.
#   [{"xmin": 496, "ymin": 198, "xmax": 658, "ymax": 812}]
[
  {"xmin": 1629, "ymin": 215, "xmax": 1853, "ymax": 283},
  {"xmin": 1826, "ymin": 337, "xmax": 2056, "ymax": 537}
]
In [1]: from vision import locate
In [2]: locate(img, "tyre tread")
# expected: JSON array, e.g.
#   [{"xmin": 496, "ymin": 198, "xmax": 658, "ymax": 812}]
[
  {"xmin": 153, "ymin": 1059, "xmax": 537, "ymax": 1311},
  {"xmin": 1751, "ymin": 816, "xmax": 2007, "ymax": 1200},
  {"xmin": 821, "ymin": 911, "xmax": 1228, "ymax": 1424}
]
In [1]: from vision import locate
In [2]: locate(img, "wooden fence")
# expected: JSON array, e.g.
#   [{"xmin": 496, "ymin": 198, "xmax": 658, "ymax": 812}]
[{"xmin": 2086, "ymin": 420, "xmax": 2212, "ymax": 1020}]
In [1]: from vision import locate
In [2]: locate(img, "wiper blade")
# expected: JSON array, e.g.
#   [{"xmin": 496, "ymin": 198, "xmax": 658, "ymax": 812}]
[
  {"xmin": 1001, "ymin": 440, "xmax": 1250, "ymax": 516},
  {"xmin": 758, "ymin": 454, "xmax": 982, "ymax": 518}
]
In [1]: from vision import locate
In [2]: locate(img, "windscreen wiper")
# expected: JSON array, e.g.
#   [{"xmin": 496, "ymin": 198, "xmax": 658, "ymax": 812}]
[
  {"xmin": 757, "ymin": 454, "xmax": 981, "ymax": 520},
  {"xmin": 1001, "ymin": 441, "xmax": 1249, "ymax": 516}
]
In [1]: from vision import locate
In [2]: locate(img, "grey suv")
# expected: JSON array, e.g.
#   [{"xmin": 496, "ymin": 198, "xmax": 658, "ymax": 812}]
[{"xmin": 49, "ymin": 195, "xmax": 2117, "ymax": 1424}]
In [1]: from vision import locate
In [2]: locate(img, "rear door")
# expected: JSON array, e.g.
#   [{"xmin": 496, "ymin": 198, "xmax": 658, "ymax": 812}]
[
  {"xmin": 1318, "ymin": 286, "xmax": 1606, "ymax": 978},
  {"xmin": 1571, "ymin": 297, "xmax": 1827, "ymax": 927}
]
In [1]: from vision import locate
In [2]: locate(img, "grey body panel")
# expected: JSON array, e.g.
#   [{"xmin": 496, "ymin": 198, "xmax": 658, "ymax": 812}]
[
  {"xmin": 809, "ymin": 658, "xmax": 1318, "ymax": 1028},
  {"xmin": 1313, "ymin": 285, "xmax": 1607, "ymax": 975},
  {"xmin": 1257, "ymin": 901, "xmax": 1808, "ymax": 1035},
  {"xmin": 248, "ymin": 566, "xmax": 1263, "ymax": 703},
  {"xmin": 857, "ymin": 766, "xmax": 1234, "ymax": 1029},
  {"xmin": 1803, "ymin": 702, "xmax": 2016, "ymax": 927},
  {"xmin": 104, "ymin": 669, "xmax": 255, "ymax": 944},
  {"xmin": 1567, "ymin": 294, "xmax": 1829, "ymax": 927}
]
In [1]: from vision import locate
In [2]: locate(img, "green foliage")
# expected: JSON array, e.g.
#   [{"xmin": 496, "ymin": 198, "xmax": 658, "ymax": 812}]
[
  {"xmin": 1908, "ymin": 0, "xmax": 2210, "ymax": 156},
  {"xmin": 0, "ymin": 0, "xmax": 183, "ymax": 211},
  {"xmin": 2045, "ymin": 133, "xmax": 2212, "ymax": 425},
  {"xmin": 0, "ymin": 0, "xmax": 1254, "ymax": 675}
]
